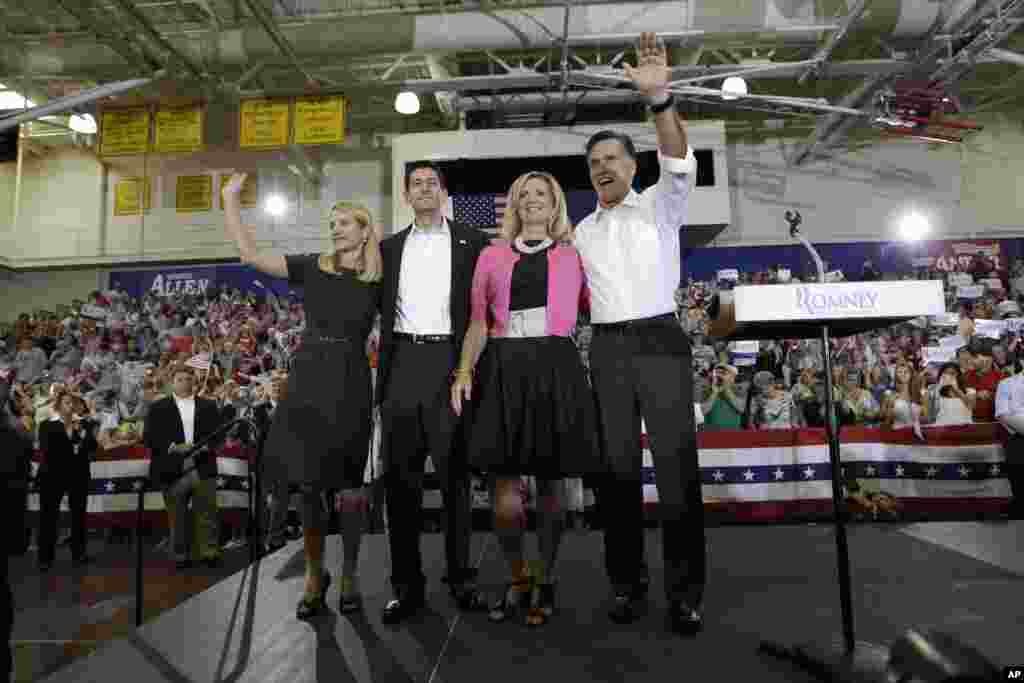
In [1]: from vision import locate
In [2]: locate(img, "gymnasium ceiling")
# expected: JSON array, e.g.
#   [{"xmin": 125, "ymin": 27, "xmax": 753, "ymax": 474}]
[{"xmin": 2, "ymin": 0, "xmax": 1024, "ymax": 163}]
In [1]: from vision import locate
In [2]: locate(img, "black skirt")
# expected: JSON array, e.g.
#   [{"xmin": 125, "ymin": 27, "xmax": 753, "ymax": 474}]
[{"xmin": 466, "ymin": 336, "xmax": 604, "ymax": 479}]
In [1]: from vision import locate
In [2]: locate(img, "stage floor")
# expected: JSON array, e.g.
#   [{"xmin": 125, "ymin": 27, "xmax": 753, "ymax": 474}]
[{"xmin": 17, "ymin": 521, "xmax": 1024, "ymax": 683}]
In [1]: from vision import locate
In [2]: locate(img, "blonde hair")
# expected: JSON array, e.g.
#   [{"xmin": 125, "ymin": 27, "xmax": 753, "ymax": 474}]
[
  {"xmin": 328, "ymin": 201, "xmax": 383, "ymax": 283},
  {"xmin": 498, "ymin": 172, "xmax": 573, "ymax": 243}
]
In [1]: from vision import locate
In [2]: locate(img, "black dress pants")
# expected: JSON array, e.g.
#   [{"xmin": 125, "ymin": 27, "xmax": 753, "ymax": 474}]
[
  {"xmin": 37, "ymin": 465, "xmax": 90, "ymax": 565},
  {"xmin": 1, "ymin": 557, "xmax": 11, "ymax": 683},
  {"xmin": 1006, "ymin": 436, "xmax": 1024, "ymax": 516},
  {"xmin": 589, "ymin": 324, "xmax": 706, "ymax": 607},
  {"xmin": 381, "ymin": 340, "xmax": 474, "ymax": 594}
]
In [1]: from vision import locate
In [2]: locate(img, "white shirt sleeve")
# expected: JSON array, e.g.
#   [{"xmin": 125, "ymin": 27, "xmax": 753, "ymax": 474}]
[
  {"xmin": 995, "ymin": 378, "xmax": 1015, "ymax": 419},
  {"xmin": 652, "ymin": 148, "xmax": 697, "ymax": 236}
]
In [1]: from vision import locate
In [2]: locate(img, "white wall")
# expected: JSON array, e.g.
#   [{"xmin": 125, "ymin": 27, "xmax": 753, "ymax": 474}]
[
  {"xmin": 0, "ymin": 268, "xmax": 105, "ymax": 320},
  {"xmin": 0, "ymin": 146, "xmax": 391, "ymax": 269}
]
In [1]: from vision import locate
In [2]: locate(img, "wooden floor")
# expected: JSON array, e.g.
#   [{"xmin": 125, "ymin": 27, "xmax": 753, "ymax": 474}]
[{"xmin": 15, "ymin": 521, "xmax": 1024, "ymax": 683}]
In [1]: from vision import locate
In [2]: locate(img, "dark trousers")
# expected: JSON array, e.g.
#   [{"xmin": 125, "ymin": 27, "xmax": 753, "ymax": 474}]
[
  {"xmin": 37, "ymin": 466, "xmax": 89, "ymax": 564},
  {"xmin": 589, "ymin": 327, "xmax": 706, "ymax": 606},
  {"xmin": 1, "ymin": 557, "xmax": 11, "ymax": 683},
  {"xmin": 381, "ymin": 340, "xmax": 473, "ymax": 594},
  {"xmin": 1006, "ymin": 436, "xmax": 1024, "ymax": 516}
]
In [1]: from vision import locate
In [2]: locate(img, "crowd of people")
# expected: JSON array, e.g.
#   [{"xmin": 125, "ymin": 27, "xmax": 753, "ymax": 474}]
[{"xmin": 2, "ymin": 33, "xmax": 1023, "ymax": 682}]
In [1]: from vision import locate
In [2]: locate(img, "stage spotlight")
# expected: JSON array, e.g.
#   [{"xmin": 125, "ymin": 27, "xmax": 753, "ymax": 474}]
[
  {"xmin": 722, "ymin": 76, "xmax": 748, "ymax": 100},
  {"xmin": 395, "ymin": 91, "xmax": 420, "ymax": 115},
  {"xmin": 264, "ymin": 194, "xmax": 287, "ymax": 217},
  {"xmin": 69, "ymin": 113, "xmax": 96, "ymax": 134},
  {"xmin": 899, "ymin": 211, "xmax": 930, "ymax": 241}
]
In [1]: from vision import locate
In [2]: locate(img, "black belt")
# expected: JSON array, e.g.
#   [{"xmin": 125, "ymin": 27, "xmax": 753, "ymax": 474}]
[
  {"xmin": 306, "ymin": 334, "xmax": 352, "ymax": 344},
  {"xmin": 591, "ymin": 313, "xmax": 678, "ymax": 333},
  {"xmin": 394, "ymin": 332, "xmax": 453, "ymax": 344}
]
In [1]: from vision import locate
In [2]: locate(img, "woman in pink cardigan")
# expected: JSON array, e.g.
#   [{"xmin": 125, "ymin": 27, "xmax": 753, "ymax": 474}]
[{"xmin": 451, "ymin": 171, "xmax": 601, "ymax": 627}]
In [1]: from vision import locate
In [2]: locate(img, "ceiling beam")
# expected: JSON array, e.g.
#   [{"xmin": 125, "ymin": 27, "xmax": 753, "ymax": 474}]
[
  {"xmin": 50, "ymin": 0, "xmax": 162, "ymax": 73},
  {"xmin": 797, "ymin": 0, "xmax": 870, "ymax": 85},
  {"xmin": 107, "ymin": 0, "xmax": 207, "ymax": 78}
]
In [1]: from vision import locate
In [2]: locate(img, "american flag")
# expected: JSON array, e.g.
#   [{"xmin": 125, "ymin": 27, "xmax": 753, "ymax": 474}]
[
  {"xmin": 451, "ymin": 193, "xmax": 508, "ymax": 234},
  {"xmin": 186, "ymin": 352, "xmax": 211, "ymax": 371}
]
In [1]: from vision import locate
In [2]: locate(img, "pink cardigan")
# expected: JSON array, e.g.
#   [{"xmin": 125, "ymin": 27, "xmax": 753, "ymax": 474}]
[{"xmin": 470, "ymin": 241, "xmax": 589, "ymax": 337}]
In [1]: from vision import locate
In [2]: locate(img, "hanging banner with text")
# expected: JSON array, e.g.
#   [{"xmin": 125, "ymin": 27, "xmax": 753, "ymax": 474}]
[
  {"xmin": 293, "ymin": 96, "xmax": 346, "ymax": 145},
  {"xmin": 154, "ymin": 106, "xmax": 204, "ymax": 154},
  {"xmin": 907, "ymin": 239, "xmax": 1004, "ymax": 273},
  {"xmin": 175, "ymin": 175, "xmax": 213, "ymax": 212},
  {"xmin": 239, "ymin": 99, "xmax": 290, "ymax": 149},
  {"xmin": 218, "ymin": 172, "xmax": 259, "ymax": 209},
  {"xmin": 113, "ymin": 177, "xmax": 152, "ymax": 216},
  {"xmin": 100, "ymin": 109, "xmax": 150, "ymax": 156}
]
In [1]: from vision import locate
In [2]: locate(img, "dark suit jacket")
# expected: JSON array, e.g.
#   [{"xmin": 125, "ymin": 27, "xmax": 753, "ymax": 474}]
[
  {"xmin": 1, "ymin": 417, "xmax": 33, "ymax": 556},
  {"xmin": 377, "ymin": 220, "xmax": 489, "ymax": 405},
  {"xmin": 38, "ymin": 417, "xmax": 98, "ymax": 475},
  {"xmin": 143, "ymin": 396, "xmax": 225, "ymax": 487}
]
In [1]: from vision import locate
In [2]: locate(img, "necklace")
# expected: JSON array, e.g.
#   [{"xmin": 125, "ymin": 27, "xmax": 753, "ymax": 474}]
[{"xmin": 514, "ymin": 235, "xmax": 553, "ymax": 254}]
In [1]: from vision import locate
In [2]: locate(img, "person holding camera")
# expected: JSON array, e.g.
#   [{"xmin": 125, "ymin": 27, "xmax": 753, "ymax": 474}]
[
  {"xmin": 144, "ymin": 365, "xmax": 225, "ymax": 568},
  {"xmin": 700, "ymin": 364, "xmax": 746, "ymax": 431},
  {"xmin": 37, "ymin": 388, "xmax": 100, "ymax": 571},
  {"xmin": 927, "ymin": 362, "xmax": 976, "ymax": 426}
]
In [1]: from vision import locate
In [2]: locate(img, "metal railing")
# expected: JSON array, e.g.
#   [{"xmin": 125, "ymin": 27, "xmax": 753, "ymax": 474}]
[{"xmin": 134, "ymin": 416, "xmax": 262, "ymax": 627}]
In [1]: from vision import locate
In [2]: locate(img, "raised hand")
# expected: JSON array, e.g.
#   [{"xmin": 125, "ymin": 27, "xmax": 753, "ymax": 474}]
[
  {"xmin": 623, "ymin": 32, "xmax": 670, "ymax": 98},
  {"xmin": 222, "ymin": 172, "xmax": 248, "ymax": 202}
]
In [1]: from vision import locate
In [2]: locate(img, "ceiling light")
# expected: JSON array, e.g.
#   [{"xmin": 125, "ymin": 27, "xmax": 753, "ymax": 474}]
[
  {"xmin": 69, "ymin": 113, "xmax": 97, "ymax": 134},
  {"xmin": 395, "ymin": 91, "xmax": 420, "ymax": 115},
  {"xmin": 898, "ymin": 211, "xmax": 930, "ymax": 241},
  {"xmin": 264, "ymin": 194, "xmax": 287, "ymax": 217},
  {"xmin": 0, "ymin": 90, "xmax": 33, "ymax": 110},
  {"xmin": 721, "ymin": 76, "xmax": 748, "ymax": 101}
]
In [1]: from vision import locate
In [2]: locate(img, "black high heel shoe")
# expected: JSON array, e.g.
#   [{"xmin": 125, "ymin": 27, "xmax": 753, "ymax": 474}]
[
  {"xmin": 488, "ymin": 578, "xmax": 531, "ymax": 623},
  {"xmin": 297, "ymin": 571, "xmax": 331, "ymax": 619}
]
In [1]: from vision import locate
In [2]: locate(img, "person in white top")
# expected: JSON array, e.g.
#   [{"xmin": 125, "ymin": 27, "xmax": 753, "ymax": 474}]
[
  {"xmin": 994, "ymin": 366, "xmax": 1024, "ymax": 516},
  {"xmin": 572, "ymin": 32, "xmax": 703, "ymax": 637}
]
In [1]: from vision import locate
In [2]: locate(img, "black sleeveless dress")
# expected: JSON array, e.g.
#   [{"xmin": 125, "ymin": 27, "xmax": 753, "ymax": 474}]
[
  {"xmin": 466, "ymin": 241, "xmax": 601, "ymax": 479},
  {"xmin": 263, "ymin": 255, "xmax": 379, "ymax": 488}
]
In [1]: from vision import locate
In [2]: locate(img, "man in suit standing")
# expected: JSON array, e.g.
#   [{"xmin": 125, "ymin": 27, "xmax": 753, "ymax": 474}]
[
  {"xmin": 377, "ymin": 161, "xmax": 490, "ymax": 623},
  {"xmin": 144, "ymin": 365, "xmax": 225, "ymax": 569},
  {"xmin": 252, "ymin": 371, "xmax": 297, "ymax": 552}
]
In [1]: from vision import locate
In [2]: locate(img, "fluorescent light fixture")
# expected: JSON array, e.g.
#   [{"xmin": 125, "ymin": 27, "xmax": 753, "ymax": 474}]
[
  {"xmin": 394, "ymin": 91, "xmax": 420, "ymax": 115},
  {"xmin": 721, "ymin": 76, "xmax": 748, "ymax": 101},
  {"xmin": 69, "ymin": 113, "xmax": 97, "ymax": 134},
  {"xmin": 0, "ymin": 90, "xmax": 33, "ymax": 109},
  {"xmin": 264, "ymin": 194, "xmax": 287, "ymax": 217},
  {"xmin": 899, "ymin": 211, "xmax": 930, "ymax": 241}
]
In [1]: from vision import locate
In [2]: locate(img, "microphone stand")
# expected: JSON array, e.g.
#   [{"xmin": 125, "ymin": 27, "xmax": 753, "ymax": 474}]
[{"xmin": 757, "ymin": 211, "xmax": 891, "ymax": 680}]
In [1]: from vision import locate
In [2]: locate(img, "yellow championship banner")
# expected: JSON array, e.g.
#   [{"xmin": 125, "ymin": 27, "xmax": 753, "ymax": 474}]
[
  {"xmin": 100, "ymin": 109, "xmax": 150, "ymax": 156},
  {"xmin": 218, "ymin": 173, "xmax": 258, "ymax": 209},
  {"xmin": 154, "ymin": 106, "xmax": 204, "ymax": 153},
  {"xmin": 175, "ymin": 175, "xmax": 213, "ymax": 213},
  {"xmin": 294, "ymin": 96, "xmax": 345, "ymax": 145},
  {"xmin": 239, "ymin": 99, "xmax": 290, "ymax": 149},
  {"xmin": 113, "ymin": 177, "xmax": 152, "ymax": 215}
]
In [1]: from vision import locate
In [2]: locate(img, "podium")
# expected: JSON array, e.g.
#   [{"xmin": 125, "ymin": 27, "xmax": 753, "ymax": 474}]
[{"xmin": 708, "ymin": 212, "xmax": 950, "ymax": 681}]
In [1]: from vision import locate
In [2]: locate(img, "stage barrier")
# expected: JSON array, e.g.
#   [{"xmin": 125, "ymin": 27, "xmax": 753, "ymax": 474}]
[{"xmin": 26, "ymin": 423, "xmax": 1012, "ymax": 527}]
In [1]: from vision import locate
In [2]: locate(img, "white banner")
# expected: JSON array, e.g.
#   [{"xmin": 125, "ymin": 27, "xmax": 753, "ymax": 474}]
[
  {"xmin": 957, "ymin": 285, "xmax": 984, "ymax": 299},
  {"xmin": 939, "ymin": 335, "xmax": 967, "ymax": 350},
  {"xmin": 923, "ymin": 346, "xmax": 956, "ymax": 364},
  {"xmin": 974, "ymin": 319, "xmax": 1006, "ymax": 340}
]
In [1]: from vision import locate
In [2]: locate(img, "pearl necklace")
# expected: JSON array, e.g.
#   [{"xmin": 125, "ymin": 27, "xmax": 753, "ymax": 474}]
[{"xmin": 514, "ymin": 235, "xmax": 553, "ymax": 254}]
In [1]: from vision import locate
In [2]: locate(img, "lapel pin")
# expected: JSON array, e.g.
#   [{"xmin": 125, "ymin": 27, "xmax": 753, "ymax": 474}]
[{"xmin": 458, "ymin": 239, "xmax": 467, "ymax": 245}]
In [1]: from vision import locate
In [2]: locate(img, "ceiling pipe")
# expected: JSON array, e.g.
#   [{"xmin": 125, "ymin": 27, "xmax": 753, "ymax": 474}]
[
  {"xmin": 0, "ymin": 75, "xmax": 161, "ymax": 133},
  {"xmin": 988, "ymin": 46, "xmax": 1024, "ymax": 66},
  {"xmin": 9, "ymin": 0, "xmax": 956, "ymax": 75}
]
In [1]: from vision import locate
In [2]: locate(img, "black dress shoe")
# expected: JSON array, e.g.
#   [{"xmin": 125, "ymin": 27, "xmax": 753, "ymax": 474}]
[
  {"xmin": 265, "ymin": 539, "xmax": 286, "ymax": 553},
  {"xmin": 668, "ymin": 602, "xmax": 702, "ymax": 636},
  {"xmin": 200, "ymin": 556, "xmax": 223, "ymax": 569},
  {"xmin": 608, "ymin": 593, "xmax": 642, "ymax": 624},
  {"xmin": 381, "ymin": 592, "xmax": 425, "ymax": 624},
  {"xmin": 450, "ymin": 582, "xmax": 487, "ymax": 611}
]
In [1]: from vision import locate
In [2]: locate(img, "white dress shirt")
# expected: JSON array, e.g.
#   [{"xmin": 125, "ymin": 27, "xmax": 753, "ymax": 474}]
[
  {"xmin": 574, "ymin": 149, "xmax": 697, "ymax": 324},
  {"xmin": 174, "ymin": 395, "xmax": 196, "ymax": 445},
  {"xmin": 394, "ymin": 217, "xmax": 452, "ymax": 335},
  {"xmin": 995, "ymin": 373, "xmax": 1024, "ymax": 433}
]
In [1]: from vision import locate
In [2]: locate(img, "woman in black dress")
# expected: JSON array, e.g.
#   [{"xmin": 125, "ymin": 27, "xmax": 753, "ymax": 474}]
[
  {"xmin": 451, "ymin": 171, "xmax": 602, "ymax": 626},
  {"xmin": 223, "ymin": 173, "xmax": 379, "ymax": 618}
]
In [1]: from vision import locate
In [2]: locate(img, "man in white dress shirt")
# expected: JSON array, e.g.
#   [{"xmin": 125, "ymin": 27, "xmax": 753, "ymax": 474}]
[
  {"xmin": 573, "ymin": 32, "xmax": 705, "ymax": 636},
  {"xmin": 994, "ymin": 370, "xmax": 1024, "ymax": 517},
  {"xmin": 375, "ymin": 162, "xmax": 491, "ymax": 623}
]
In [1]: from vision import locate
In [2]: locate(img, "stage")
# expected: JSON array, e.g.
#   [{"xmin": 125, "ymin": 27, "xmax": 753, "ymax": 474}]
[{"xmin": 20, "ymin": 522, "xmax": 1023, "ymax": 683}]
